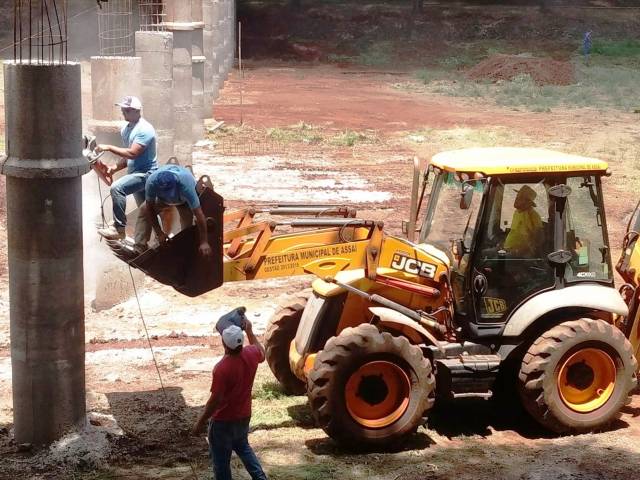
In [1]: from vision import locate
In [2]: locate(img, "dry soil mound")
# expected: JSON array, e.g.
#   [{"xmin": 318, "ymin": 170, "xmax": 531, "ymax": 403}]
[{"xmin": 467, "ymin": 54, "xmax": 576, "ymax": 86}]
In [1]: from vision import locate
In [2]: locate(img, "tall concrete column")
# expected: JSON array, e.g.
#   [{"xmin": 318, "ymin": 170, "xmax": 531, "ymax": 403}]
[
  {"xmin": 1, "ymin": 62, "xmax": 90, "ymax": 445},
  {"xmin": 211, "ymin": 0, "xmax": 225, "ymax": 95},
  {"xmin": 220, "ymin": 0, "xmax": 231, "ymax": 81},
  {"xmin": 203, "ymin": 0, "xmax": 218, "ymax": 119},
  {"xmin": 135, "ymin": 31, "xmax": 175, "ymax": 164},
  {"xmin": 191, "ymin": 0, "xmax": 206, "ymax": 141},
  {"xmin": 165, "ymin": 0, "xmax": 195, "ymax": 166},
  {"xmin": 89, "ymin": 56, "xmax": 143, "ymax": 148}
]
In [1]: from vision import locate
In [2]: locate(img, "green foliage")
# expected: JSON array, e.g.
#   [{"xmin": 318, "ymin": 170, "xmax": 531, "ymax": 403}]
[
  {"xmin": 269, "ymin": 462, "xmax": 339, "ymax": 480},
  {"xmin": 415, "ymin": 68, "xmax": 447, "ymax": 84},
  {"xmin": 591, "ymin": 39, "xmax": 640, "ymax": 57},
  {"xmin": 266, "ymin": 122, "xmax": 324, "ymax": 144},
  {"xmin": 410, "ymin": 56, "xmax": 640, "ymax": 112},
  {"xmin": 357, "ymin": 41, "xmax": 394, "ymax": 67},
  {"xmin": 327, "ymin": 53, "xmax": 356, "ymax": 64},
  {"xmin": 250, "ymin": 367, "xmax": 308, "ymax": 429},
  {"xmin": 330, "ymin": 129, "xmax": 379, "ymax": 147},
  {"xmin": 438, "ymin": 53, "xmax": 476, "ymax": 69},
  {"xmin": 253, "ymin": 380, "xmax": 290, "ymax": 401}
]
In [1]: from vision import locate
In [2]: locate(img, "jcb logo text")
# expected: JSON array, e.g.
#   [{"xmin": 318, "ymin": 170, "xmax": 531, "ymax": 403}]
[{"xmin": 391, "ymin": 254, "xmax": 436, "ymax": 279}]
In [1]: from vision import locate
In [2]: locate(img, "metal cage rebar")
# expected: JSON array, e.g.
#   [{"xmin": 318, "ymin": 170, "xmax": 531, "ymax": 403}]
[
  {"xmin": 139, "ymin": 0, "xmax": 166, "ymax": 32},
  {"xmin": 13, "ymin": 0, "xmax": 68, "ymax": 64},
  {"xmin": 97, "ymin": 0, "xmax": 134, "ymax": 56}
]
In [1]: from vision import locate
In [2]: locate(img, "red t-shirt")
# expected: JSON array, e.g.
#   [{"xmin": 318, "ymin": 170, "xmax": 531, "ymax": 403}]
[{"xmin": 210, "ymin": 345, "xmax": 264, "ymax": 421}]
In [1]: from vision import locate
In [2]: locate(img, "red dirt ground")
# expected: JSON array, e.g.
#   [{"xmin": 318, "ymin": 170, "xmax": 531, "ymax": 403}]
[{"xmin": 215, "ymin": 63, "xmax": 584, "ymax": 136}]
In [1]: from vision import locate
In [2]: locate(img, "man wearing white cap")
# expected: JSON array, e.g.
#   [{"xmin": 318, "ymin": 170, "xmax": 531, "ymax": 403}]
[
  {"xmin": 192, "ymin": 319, "xmax": 268, "ymax": 480},
  {"xmin": 97, "ymin": 95, "xmax": 158, "ymax": 240}
]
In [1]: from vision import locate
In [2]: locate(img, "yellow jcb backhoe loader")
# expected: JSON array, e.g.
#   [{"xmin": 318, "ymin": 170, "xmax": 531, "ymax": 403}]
[{"xmin": 109, "ymin": 147, "xmax": 639, "ymax": 449}]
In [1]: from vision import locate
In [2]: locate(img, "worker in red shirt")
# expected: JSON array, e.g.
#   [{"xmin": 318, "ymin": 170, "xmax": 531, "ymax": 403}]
[{"xmin": 192, "ymin": 319, "xmax": 268, "ymax": 480}]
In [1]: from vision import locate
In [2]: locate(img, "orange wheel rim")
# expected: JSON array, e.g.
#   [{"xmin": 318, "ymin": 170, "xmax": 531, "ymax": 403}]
[
  {"xmin": 345, "ymin": 361, "xmax": 410, "ymax": 429},
  {"xmin": 557, "ymin": 348, "xmax": 617, "ymax": 413}
]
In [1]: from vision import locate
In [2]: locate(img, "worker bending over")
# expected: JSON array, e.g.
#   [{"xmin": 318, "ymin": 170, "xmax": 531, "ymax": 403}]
[
  {"xmin": 133, "ymin": 164, "xmax": 212, "ymax": 256},
  {"xmin": 97, "ymin": 96, "xmax": 158, "ymax": 240}
]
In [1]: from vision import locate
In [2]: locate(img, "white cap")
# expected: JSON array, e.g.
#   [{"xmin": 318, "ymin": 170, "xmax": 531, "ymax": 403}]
[
  {"xmin": 115, "ymin": 95, "xmax": 142, "ymax": 110},
  {"xmin": 222, "ymin": 325, "xmax": 244, "ymax": 349}
]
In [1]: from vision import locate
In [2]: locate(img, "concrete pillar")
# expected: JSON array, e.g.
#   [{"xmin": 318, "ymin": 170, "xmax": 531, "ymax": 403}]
[
  {"xmin": 220, "ymin": 0, "xmax": 231, "ymax": 80},
  {"xmin": 135, "ymin": 31, "xmax": 175, "ymax": 164},
  {"xmin": 1, "ymin": 62, "xmax": 90, "ymax": 445},
  {"xmin": 203, "ymin": 0, "xmax": 215, "ymax": 117},
  {"xmin": 211, "ymin": 0, "xmax": 224, "ymax": 95},
  {"xmin": 89, "ymin": 56, "xmax": 143, "ymax": 148},
  {"xmin": 191, "ymin": 0, "xmax": 206, "ymax": 141},
  {"xmin": 170, "ymin": 29, "xmax": 194, "ymax": 166}
]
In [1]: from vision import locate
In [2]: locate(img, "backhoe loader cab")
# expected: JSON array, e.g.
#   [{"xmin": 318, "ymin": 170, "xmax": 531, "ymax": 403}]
[{"xmin": 419, "ymin": 148, "xmax": 615, "ymax": 336}]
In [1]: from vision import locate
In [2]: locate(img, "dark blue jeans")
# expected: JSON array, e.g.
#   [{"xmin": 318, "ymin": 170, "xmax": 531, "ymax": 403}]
[
  {"xmin": 110, "ymin": 172, "xmax": 149, "ymax": 228},
  {"xmin": 208, "ymin": 418, "xmax": 267, "ymax": 480}
]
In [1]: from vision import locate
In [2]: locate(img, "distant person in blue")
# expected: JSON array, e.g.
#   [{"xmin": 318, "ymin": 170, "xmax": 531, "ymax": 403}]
[
  {"xmin": 583, "ymin": 31, "xmax": 593, "ymax": 65},
  {"xmin": 133, "ymin": 165, "xmax": 212, "ymax": 256},
  {"xmin": 97, "ymin": 95, "xmax": 158, "ymax": 240}
]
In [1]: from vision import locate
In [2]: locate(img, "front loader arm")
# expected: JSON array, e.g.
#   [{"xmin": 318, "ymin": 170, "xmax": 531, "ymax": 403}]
[
  {"xmin": 222, "ymin": 221, "xmax": 383, "ymax": 282},
  {"xmin": 114, "ymin": 180, "xmax": 385, "ymax": 296},
  {"xmin": 616, "ymin": 201, "xmax": 640, "ymax": 363}
]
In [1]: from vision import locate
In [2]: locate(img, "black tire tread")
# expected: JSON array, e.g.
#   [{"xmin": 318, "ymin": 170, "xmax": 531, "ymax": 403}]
[
  {"xmin": 264, "ymin": 292, "xmax": 310, "ymax": 395},
  {"xmin": 519, "ymin": 318, "xmax": 638, "ymax": 433},
  {"xmin": 307, "ymin": 323, "xmax": 435, "ymax": 447}
]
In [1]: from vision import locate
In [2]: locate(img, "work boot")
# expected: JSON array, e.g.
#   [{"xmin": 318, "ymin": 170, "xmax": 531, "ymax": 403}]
[{"xmin": 97, "ymin": 225, "xmax": 125, "ymax": 240}]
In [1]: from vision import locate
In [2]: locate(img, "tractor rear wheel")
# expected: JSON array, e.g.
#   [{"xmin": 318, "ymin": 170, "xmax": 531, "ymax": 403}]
[
  {"xmin": 264, "ymin": 294, "xmax": 308, "ymax": 395},
  {"xmin": 518, "ymin": 318, "xmax": 637, "ymax": 433},
  {"xmin": 307, "ymin": 323, "xmax": 435, "ymax": 448}
]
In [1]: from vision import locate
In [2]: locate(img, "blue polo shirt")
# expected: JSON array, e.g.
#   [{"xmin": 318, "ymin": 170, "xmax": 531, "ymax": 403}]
[
  {"xmin": 121, "ymin": 118, "xmax": 158, "ymax": 174},
  {"xmin": 145, "ymin": 165, "xmax": 201, "ymax": 210}
]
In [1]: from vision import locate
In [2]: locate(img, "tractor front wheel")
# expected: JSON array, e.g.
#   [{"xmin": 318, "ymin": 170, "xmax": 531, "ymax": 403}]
[
  {"xmin": 307, "ymin": 324, "xmax": 435, "ymax": 448},
  {"xmin": 264, "ymin": 294, "xmax": 308, "ymax": 395},
  {"xmin": 518, "ymin": 318, "xmax": 637, "ymax": 433}
]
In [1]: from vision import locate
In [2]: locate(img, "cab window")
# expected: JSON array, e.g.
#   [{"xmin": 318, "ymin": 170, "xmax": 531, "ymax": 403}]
[
  {"xmin": 564, "ymin": 175, "xmax": 612, "ymax": 283},
  {"xmin": 472, "ymin": 179, "xmax": 555, "ymax": 322}
]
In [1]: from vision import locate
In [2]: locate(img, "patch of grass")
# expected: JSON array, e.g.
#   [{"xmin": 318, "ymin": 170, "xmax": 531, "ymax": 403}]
[
  {"xmin": 438, "ymin": 53, "xmax": 476, "ymax": 69},
  {"xmin": 408, "ymin": 127, "xmax": 531, "ymax": 151},
  {"xmin": 327, "ymin": 53, "xmax": 356, "ymax": 64},
  {"xmin": 356, "ymin": 41, "xmax": 394, "ymax": 67},
  {"xmin": 415, "ymin": 68, "xmax": 448, "ymax": 85},
  {"xmin": 269, "ymin": 462, "xmax": 339, "ymax": 480},
  {"xmin": 330, "ymin": 129, "xmax": 379, "ymax": 147},
  {"xmin": 266, "ymin": 122, "xmax": 324, "ymax": 144},
  {"xmin": 250, "ymin": 366, "xmax": 308, "ymax": 430},
  {"xmin": 592, "ymin": 39, "xmax": 640, "ymax": 57},
  {"xmin": 420, "ymin": 56, "xmax": 640, "ymax": 112},
  {"xmin": 254, "ymin": 380, "xmax": 290, "ymax": 401}
]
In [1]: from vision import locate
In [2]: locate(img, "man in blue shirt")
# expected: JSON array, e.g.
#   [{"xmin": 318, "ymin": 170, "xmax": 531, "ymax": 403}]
[
  {"xmin": 133, "ymin": 164, "xmax": 212, "ymax": 256},
  {"xmin": 97, "ymin": 96, "xmax": 158, "ymax": 240}
]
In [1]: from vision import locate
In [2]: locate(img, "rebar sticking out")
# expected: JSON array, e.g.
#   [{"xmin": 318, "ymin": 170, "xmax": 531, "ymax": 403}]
[
  {"xmin": 13, "ymin": 0, "xmax": 68, "ymax": 64},
  {"xmin": 139, "ymin": 0, "xmax": 166, "ymax": 32},
  {"xmin": 97, "ymin": 0, "xmax": 134, "ymax": 56}
]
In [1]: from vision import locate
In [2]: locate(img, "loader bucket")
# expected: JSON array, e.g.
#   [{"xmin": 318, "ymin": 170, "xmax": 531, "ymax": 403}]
[{"xmin": 110, "ymin": 177, "xmax": 225, "ymax": 297}]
